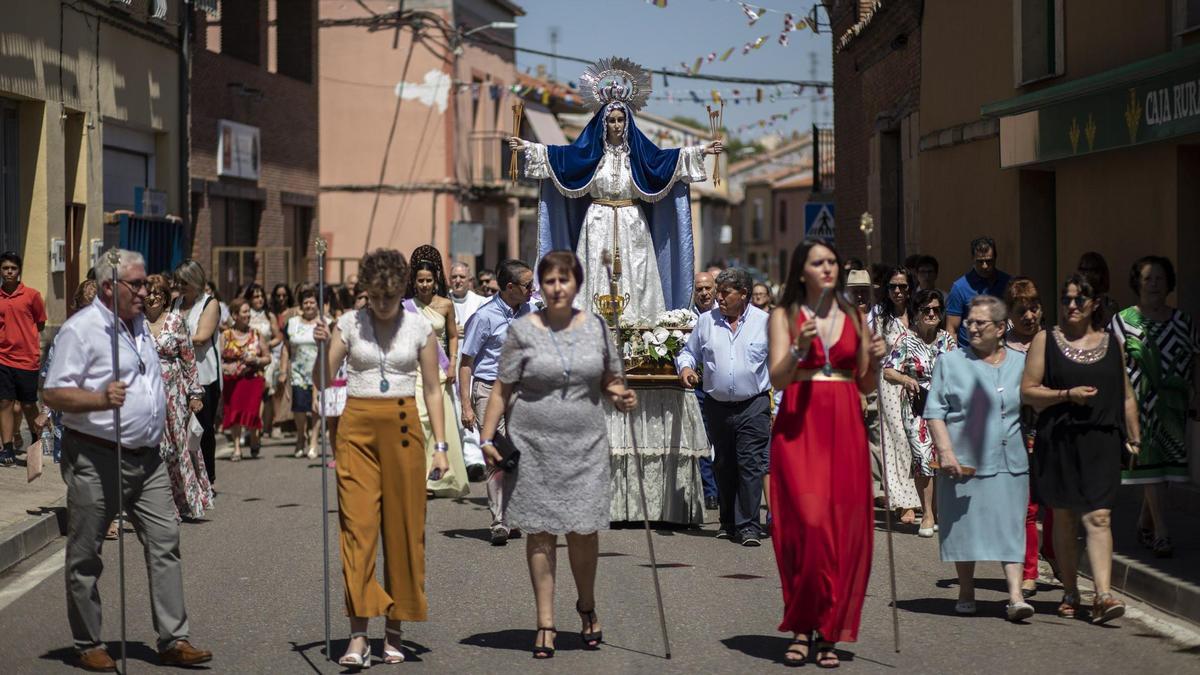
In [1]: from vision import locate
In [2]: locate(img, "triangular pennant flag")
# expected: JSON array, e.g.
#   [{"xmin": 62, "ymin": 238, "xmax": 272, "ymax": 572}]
[
  {"xmin": 739, "ymin": 2, "xmax": 761, "ymax": 25},
  {"xmin": 720, "ymin": 47, "xmax": 735, "ymax": 62}
]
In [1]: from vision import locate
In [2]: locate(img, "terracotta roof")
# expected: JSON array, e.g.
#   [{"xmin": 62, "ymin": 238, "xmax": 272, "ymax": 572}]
[
  {"xmin": 773, "ymin": 173, "xmax": 814, "ymax": 189},
  {"xmin": 745, "ymin": 166, "xmax": 807, "ymax": 186},
  {"xmin": 487, "ymin": 0, "xmax": 526, "ymax": 17}
]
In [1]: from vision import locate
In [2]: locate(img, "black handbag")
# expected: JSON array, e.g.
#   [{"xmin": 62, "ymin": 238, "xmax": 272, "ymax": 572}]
[
  {"xmin": 492, "ymin": 431, "xmax": 520, "ymax": 471},
  {"xmin": 910, "ymin": 387, "xmax": 928, "ymax": 417}
]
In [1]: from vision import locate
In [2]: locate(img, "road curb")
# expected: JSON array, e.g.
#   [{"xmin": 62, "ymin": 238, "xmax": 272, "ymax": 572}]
[
  {"xmin": 1079, "ymin": 551, "xmax": 1200, "ymax": 628},
  {"xmin": 0, "ymin": 498, "xmax": 66, "ymax": 576}
]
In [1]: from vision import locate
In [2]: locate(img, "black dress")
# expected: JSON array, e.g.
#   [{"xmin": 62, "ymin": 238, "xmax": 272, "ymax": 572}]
[{"xmin": 1032, "ymin": 328, "xmax": 1126, "ymax": 511}]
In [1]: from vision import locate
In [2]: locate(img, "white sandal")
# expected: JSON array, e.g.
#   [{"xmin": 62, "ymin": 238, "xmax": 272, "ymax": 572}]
[
  {"xmin": 338, "ymin": 632, "xmax": 372, "ymax": 669},
  {"xmin": 383, "ymin": 626, "xmax": 405, "ymax": 664}
]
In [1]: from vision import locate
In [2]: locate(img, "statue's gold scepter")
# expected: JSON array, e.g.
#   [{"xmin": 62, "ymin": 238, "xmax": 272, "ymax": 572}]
[{"xmin": 510, "ymin": 100, "xmax": 524, "ymax": 184}]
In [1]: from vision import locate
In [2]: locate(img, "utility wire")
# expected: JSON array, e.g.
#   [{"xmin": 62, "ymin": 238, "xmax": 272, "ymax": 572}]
[{"xmin": 465, "ymin": 32, "xmax": 831, "ymax": 88}]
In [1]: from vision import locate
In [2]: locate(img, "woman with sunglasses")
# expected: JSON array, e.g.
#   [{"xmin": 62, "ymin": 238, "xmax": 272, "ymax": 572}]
[
  {"xmin": 144, "ymin": 274, "xmax": 212, "ymax": 519},
  {"xmin": 926, "ymin": 295, "xmax": 1032, "ymax": 622},
  {"xmin": 871, "ymin": 267, "xmax": 922, "ymax": 524},
  {"xmin": 1021, "ymin": 274, "xmax": 1141, "ymax": 625},
  {"xmin": 882, "ymin": 289, "xmax": 955, "ymax": 537}
]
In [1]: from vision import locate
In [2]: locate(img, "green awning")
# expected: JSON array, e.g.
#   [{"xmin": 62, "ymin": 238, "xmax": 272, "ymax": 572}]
[{"xmin": 982, "ymin": 44, "xmax": 1200, "ymax": 167}]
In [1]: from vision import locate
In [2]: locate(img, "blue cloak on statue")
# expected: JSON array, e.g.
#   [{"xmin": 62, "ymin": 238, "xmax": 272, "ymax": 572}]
[{"xmin": 535, "ymin": 104, "xmax": 695, "ymax": 311}]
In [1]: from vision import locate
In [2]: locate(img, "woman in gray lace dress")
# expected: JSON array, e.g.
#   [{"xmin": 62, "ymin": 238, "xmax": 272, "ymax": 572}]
[{"xmin": 479, "ymin": 251, "xmax": 637, "ymax": 659}]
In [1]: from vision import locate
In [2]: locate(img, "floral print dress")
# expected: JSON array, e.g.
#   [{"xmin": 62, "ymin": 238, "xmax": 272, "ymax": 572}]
[
  {"xmin": 884, "ymin": 328, "xmax": 956, "ymax": 476},
  {"xmin": 154, "ymin": 310, "xmax": 213, "ymax": 520},
  {"xmin": 871, "ymin": 311, "xmax": 921, "ymax": 509}
]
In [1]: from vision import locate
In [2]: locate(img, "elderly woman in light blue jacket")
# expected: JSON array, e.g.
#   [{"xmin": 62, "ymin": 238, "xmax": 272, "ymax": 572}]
[{"xmin": 925, "ymin": 295, "xmax": 1033, "ymax": 623}]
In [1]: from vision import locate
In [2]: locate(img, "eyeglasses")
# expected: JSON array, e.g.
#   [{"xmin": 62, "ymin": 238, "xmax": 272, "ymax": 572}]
[
  {"xmin": 964, "ymin": 319, "xmax": 999, "ymax": 329},
  {"xmin": 516, "ymin": 279, "xmax": 535, "ymax": 291},
  {"xmin": 887, "ymin": 283, "xmax": 909, "ymax": 291},
  {"xmin": 918, "ymin": 305, "xmax": 942, "ymax": 315},
  {"xmin": 1061, "ymin": 295, "xmax": 1092, "ymax": 308},
  {"xmin": 119, "ymin": 279, "xmax": 149, "ymax": 293}
]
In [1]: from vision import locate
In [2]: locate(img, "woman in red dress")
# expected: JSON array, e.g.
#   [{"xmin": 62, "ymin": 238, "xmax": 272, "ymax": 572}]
[{"xmin": 768, "ymin": 239, "xmax": 887, "ymax": 667}]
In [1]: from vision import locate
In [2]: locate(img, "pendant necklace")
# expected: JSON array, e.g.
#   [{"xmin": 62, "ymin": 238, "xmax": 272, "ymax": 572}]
[
  {"xmin": 805, "ymin": 304, "xmax": 837, "ymax": 376},
  {"xmin": 546, "ymin": 313, "xmax": 576, "ymax": 396},
  {"xmin": 375, "ymin": 314, "xmax": 400, "ymax": 393}
]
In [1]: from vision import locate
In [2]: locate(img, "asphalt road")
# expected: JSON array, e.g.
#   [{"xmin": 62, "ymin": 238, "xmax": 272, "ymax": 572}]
[{"xmin": 1, "ymin": 436, "xmax": 1198, "ymax": 674}]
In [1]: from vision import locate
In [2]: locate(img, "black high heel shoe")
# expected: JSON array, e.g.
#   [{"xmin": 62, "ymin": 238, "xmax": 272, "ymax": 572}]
[
  {"xmin": 532, "ymin": 626, "xmax": 556, "ymax": 659},
  {"xmin": 576, "ymin": 600, "xmax": 602, "ymax": 649}
]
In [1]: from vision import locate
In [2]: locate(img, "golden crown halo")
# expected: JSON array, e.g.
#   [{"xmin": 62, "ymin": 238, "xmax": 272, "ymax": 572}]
[{"xmin": 579, "ymin": 56, "xmax": 653, "ymax": 113}]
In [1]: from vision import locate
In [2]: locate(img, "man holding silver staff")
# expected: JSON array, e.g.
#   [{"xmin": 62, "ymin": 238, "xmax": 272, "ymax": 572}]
[{"xmin": 43, "ymin": 249, "xmax": 212, "ymax": 671}]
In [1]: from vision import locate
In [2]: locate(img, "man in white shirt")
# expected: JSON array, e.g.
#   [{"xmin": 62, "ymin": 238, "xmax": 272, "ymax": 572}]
[
  {"xmin": 677, "ymin": 268, "xmax": 772, "ymax": 547},
  {"xmin": 43, "ymin": 249, "xmax": 212, "ymax": 670},
  {"xmin": 448, "ymin": 262, "xmax": 488, "ymax": 479}
]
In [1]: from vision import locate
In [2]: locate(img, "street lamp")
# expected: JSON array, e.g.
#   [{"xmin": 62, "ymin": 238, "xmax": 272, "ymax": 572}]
[
  {"xmin": 463, "ymin": 21, "xmax": 517, "ymax": 37},
  {"xmin": 455, "ymin": 21, "xmax": 518, "ymax": 54}
]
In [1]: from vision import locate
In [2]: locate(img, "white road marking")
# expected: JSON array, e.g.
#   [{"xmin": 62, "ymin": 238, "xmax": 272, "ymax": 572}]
[{"xmin": 0, "ymin": 548, "xmax": 65, "ymax": 613}]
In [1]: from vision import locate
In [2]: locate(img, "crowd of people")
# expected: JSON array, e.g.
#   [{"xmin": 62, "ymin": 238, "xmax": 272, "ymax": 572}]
[{"xmin": 7, "ymin": 231, "xmax": 1196, "ymax": 671}]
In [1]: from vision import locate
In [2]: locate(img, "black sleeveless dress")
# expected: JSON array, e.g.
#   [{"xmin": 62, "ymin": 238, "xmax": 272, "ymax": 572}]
[{"xmin": 1032, "ymin": 328, "xmax": 1126, "ymax": 511}]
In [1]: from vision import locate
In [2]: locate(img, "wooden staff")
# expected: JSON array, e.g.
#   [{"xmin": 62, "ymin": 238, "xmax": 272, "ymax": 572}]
[{"xmin": 510, "ymin": 100, "xmax": 524, "ymax": 184}]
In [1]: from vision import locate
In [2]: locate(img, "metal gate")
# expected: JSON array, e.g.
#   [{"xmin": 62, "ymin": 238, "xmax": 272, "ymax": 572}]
[{"xmin": 211, "ymin": 246, "xmax": 293, "ymax": 301}]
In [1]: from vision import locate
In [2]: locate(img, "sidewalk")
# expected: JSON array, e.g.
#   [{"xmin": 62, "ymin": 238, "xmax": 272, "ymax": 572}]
[
  {"xmin": 0, "ymin": 446, "xmax": 66, "ymax": 575},
  {"xmin": 1079, "ymin": 482, "xmax": 1200, "ymax": 627}
]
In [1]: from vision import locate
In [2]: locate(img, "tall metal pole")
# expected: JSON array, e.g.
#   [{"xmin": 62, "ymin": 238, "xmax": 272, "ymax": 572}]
[
  {"xmin": 602, "ymin": 245, "xmax": 671, "ymax": 659},
  {"xmin": 105, "ymin": 248, "xmax": 129, "ymax": 674},
  {"xmin": 860, "ymin": 213, "xmax": 900, "ymax": 653},
  {"xmin": 315, "ymin": 237, "xmax": 332, "ymax": 661}
]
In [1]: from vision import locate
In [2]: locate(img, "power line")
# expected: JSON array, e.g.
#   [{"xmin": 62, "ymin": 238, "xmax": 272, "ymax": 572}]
[{"xmin": 465, "ymin": 32, "xmax": 831, "ymax": 88}]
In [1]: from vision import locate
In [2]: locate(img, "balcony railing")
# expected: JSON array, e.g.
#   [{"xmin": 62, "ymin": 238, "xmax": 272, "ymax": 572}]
[{"xmin": 469, "ymin": 130, "xmax": 507, "ymax": 187}]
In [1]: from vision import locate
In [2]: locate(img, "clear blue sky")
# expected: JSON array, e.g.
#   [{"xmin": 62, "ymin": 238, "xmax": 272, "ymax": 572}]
[{"xmin": 511, "ymin": 0, "xmax": 833, "ymax": 141}]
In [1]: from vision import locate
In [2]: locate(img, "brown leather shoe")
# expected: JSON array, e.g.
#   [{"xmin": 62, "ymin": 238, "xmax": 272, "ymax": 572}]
[
  {"xmin": 77, "ymin": 647, "xmax": 117, "ymax": 672},
  {"xmin": 159, "ymin": 639, "xmax": 213, "ymax": 666},
  {"xmin": 1091, "ymin": 593, "xmax": 1126, "ymax": 625}
]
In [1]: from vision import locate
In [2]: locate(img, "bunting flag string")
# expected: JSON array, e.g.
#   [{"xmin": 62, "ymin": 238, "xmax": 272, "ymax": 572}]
[{"xmin": 646, "ymin": 2, "xmax": 830, "ymax": 77}]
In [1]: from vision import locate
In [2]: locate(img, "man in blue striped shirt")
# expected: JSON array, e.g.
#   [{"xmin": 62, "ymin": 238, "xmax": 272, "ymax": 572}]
[
  {"xmin": 676, "ymin": 268, "xmax": 772, "ymax": 546},
  {"xmin": 459, "ymin": 259, "xmax": 534, "ymax": 545}
]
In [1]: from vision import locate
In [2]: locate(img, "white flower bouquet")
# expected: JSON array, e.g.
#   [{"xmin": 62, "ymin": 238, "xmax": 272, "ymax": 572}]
[{"xmin": 618, "ymin": 309, "xmax": 694, "ymax": 369}]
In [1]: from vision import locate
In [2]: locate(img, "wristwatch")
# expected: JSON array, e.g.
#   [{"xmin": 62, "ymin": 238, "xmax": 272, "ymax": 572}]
[{"xmin": 433, "ymin": 442, "xmax": 449, "ymax": 453}]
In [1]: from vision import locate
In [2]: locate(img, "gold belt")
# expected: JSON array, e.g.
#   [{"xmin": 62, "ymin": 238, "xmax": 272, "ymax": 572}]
[
  {"xmin": 593, "ymin": 198, "xmax": 636, "ymax": 208},
  {"xmin": 794, "ymin": 368, "xmax": 855, "ymax": 383}
]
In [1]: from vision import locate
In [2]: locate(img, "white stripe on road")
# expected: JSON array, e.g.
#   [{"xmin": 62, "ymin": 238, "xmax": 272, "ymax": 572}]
[{"xmin": 0, "ymin": 548, "xmax": 65, "ymax": 613}]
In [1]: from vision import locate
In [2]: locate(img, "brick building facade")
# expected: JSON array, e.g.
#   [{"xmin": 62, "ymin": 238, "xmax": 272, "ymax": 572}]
[
  {"xmin": 828, "ymin": 0, "xmax": 921, "ymax": 264},
  {"xmin": 190, "ymin": 0, "xmax": 319, "ymax": 299}
]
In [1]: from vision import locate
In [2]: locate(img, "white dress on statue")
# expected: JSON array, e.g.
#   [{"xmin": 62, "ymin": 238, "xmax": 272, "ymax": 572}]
[{"xmin": 524, "ymin": 142, "xmax": 707, "ymax": 324}]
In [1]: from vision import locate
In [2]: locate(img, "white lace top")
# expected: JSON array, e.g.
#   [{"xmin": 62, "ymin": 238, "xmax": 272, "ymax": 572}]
[{"xmin": 338, "ymin": 309, "xmax": 432, "ymax": 398}]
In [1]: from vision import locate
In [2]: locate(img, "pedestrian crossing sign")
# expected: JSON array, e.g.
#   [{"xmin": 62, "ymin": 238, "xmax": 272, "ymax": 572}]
[{"xmin": 804, "ymin": 203, "xmax": 835, "ymax": 243}]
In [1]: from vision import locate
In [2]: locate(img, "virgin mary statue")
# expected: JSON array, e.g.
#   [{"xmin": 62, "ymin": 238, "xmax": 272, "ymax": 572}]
[{"xmin": 509, "ymin": 57, "xmax": 723, "ymax": 323}]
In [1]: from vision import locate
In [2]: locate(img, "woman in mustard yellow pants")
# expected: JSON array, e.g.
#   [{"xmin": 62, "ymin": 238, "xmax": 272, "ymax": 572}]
[{"xmin": 315, "ymin": 248, "xmax": 449, "ymax": 668}]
